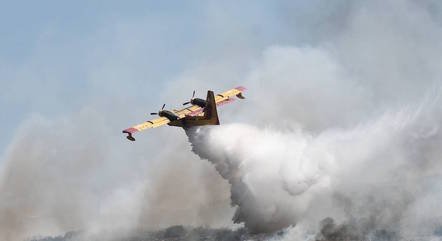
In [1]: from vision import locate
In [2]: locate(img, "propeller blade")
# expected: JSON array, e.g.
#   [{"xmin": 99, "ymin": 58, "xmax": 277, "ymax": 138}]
[
  {"xmin": 161, "ymin": 104, "xmax": 165, "ymax": 110},
  {"xmin": 183, "ymin": 101, "xmax": 191, "ymax": 105},
  {"xmin": 150, "ymin": 113, "xmax": 158, "ymax": 115},
  {"xmin": 192, "ymin": 90, "xmax": 195, "ymax": 98}
]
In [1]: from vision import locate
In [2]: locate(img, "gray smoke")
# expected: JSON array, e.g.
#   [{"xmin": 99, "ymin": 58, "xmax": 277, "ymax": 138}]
[
  {"xmin": 0, "ymin": 110, "xmax": 234, "ymax": 241},
  {"xmin": 314, "ymin": 217, "xmax": 398, "ymax": 241}
]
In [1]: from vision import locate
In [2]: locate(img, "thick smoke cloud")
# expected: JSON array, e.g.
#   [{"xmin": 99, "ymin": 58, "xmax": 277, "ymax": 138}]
[
  {"xmin": 2, "ymin": 0, "xmax": 442, "ymax": 240},
  {"xmin": 0, "ymin": 109, "xmax": 234, "ymax": 241},
  {"xmin": 184, "ymin": 0, "xmax": 442, "ymax": 238},
  {"xmin": 0, "ymin": 111, "xmax": 112, "ymax": 240},
  {"xmin": 187, "ymin": 99, "xmax": 442, "ymax": 237}
]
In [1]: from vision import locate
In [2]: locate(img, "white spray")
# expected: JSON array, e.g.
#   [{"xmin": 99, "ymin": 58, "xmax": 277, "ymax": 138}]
[{"xmin": 186, "ymin": 100, "xmax": 442, "ymax": 238}]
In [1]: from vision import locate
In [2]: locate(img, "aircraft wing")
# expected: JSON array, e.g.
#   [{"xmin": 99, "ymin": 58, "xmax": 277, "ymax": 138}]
[
  {"xmin": 171, "ymin": 86, "xmax": 247, "ymax": 117},
  {"xmin": 123, "ymin": 117, "xmax": 170, "ymax": 136},
  {"xmin": 122, "ymin": 105, "xmax": 203, "ymax": 140},
  {"xmin": 174, "ymin": 86, "xmax": 247, "ymax": 116},
  {"xmin": 172, "ymin": 104, "xmax": 203, "ymax": 117},
  {"xmin": 215, "ymin": 86, "xmax": 246, "ymax": 106}
]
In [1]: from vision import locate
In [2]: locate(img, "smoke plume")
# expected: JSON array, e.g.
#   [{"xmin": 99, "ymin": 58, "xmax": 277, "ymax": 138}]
[{"xmin": 186, "ymin": 96, "xmax": 442, "ymax": 238}]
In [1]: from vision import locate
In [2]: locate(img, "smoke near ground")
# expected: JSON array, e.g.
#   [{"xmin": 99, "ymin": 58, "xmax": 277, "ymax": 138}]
[
  {"xmin": 0, "ymin": 110, "xmax": 234, "ymax": 241},
  {"xmin": 30, "ymin": 226, "xmax": 288, "ymax": 241},
  {"xmin": 2, "ymin": 0, "xmax": 442, "ymax": 241}
]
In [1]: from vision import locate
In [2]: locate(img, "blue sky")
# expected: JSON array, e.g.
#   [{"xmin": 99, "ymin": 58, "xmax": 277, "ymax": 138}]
[
  {"xmin": 5, "ymin": 0, "xmax": 436, "ymax": 159},
  {"xmin": 0, "ymin": 1, "xmax": 289, "ymax": 156},
  {"xmin": 2, "ymin": 0, "xmax": 352, "ymax": 158}
]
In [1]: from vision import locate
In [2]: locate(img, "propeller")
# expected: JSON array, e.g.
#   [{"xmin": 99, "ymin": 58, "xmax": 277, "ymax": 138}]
[
  {"xmin": 183, "ymin": 90, "xmax": 196, "ymax": 105},
  {"xmin": 150, "ymin": 104, "xmax": 166, "ymax": 115}
]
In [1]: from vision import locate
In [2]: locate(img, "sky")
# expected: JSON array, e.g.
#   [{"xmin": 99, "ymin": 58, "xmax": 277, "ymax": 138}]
[
  {"xmin": 0, "ymin": 0, "xmax": 292, "ymax": 156},
  {"xmin": 2, "ymin": 0, "xmax": 440, "ymax": 155}
]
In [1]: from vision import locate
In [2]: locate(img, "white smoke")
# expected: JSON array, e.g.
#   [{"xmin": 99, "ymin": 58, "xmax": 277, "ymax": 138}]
[
  {"xmin": 181, "ymin": 0, "xmax": 442, "ymax": 236},
  {"xmin": 187, "ymin": 97, "xmax": 442, "ymax": 238}
]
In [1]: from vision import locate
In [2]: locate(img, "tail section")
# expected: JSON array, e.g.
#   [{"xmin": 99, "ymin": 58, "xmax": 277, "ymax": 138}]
[
  {"xmin": 203, "ymin": 90, "xmax": 220, "ymax": 125},
  {"xmin": 178, "ymin": 90, "xmax": 220, "ymax": 128}
]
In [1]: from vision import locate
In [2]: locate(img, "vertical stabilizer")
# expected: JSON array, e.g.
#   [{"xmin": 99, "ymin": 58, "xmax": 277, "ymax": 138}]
[{"xmin": 204, "ymin": 90, "xmax": 220, "ymax": 125}]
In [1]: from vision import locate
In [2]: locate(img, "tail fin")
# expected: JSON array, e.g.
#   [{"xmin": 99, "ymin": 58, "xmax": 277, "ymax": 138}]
[
  {"xmin": 203, "ymin": 90, "xmax": 220, "ymax": 125},
  {"xmin": 175, "ymin": 90, "xmax": 220, "ymax": 128}
]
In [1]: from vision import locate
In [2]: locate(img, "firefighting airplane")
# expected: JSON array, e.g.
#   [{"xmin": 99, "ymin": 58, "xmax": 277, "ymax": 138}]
[{"xmin": 122, "ymin": 86, "xmax": 246, "ymax": 141}]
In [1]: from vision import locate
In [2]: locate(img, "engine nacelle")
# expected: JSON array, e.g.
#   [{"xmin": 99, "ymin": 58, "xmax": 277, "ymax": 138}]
[
  {"xmin": 159, "ymin": 110, "xmax": 179, "ymax": 121},
  {"xmin": 191, "ymin": 98, "xmax": 207, "ymax": 108}
]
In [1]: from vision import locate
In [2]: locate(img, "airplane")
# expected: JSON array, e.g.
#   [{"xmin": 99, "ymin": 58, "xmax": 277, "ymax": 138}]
[{"xmin": 122, "ymin": 86, "xmax": 246, "ymax": 141}]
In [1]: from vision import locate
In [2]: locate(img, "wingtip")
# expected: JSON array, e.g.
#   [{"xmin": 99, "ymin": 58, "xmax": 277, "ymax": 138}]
[
  {"xmin": 122, "ymin": 127, "xmax": 138, "ymax": 134},
  {"xmin": 235, "ymin": 86, "xmax": 247, "ymax": 92},
  {"xmin": 123, "ymin": 128, "xmax": 138, "ymax": 141}
]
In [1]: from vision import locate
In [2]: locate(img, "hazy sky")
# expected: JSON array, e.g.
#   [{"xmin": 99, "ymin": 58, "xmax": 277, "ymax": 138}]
[
  {"xmin": 0, "ymin": 1, "xmax": 280, "ymax": 156},
  {"xmin": 1, "ymin": 0, "xmax": 352, "ymax": 158}
]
